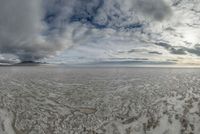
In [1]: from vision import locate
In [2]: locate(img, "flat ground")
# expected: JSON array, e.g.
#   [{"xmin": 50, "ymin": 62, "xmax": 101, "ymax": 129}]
[{"xmin": 0, "ymin": 66, "xmax": 200, "ymax": 134}]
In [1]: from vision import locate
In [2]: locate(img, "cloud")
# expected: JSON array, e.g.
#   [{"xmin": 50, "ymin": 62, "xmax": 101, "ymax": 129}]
[
  {"xmin": 0, "ymin": 0, "xmax": 75, "ymax": 61},
  {"xmin": 148, "ymin": 51, "xmax": 162, "ymax": 55},
  {"xmin": 155, "ymin": 42, "xmax": 187, "ymax": 55},
  {"xmin": 66, "ymin": 0, "xmax": 172, "ymax": 29},
  {"xmin": 183, "ymin": 44, "xmax": 200, "ymax": 56},
  {"xmin": 132, "ymin": 0, "xmax": 172, "ymax": 21},
  {"xmin": 155, "ymin": 42, "xmax": 200, "ymax": 57},
  {"xmin": 0, "ymin": 0, "xmax": 179, "ymax": 63},
  {"xmin": 118, "ymin": 49, "xmax": 163, "ymax": 55}
]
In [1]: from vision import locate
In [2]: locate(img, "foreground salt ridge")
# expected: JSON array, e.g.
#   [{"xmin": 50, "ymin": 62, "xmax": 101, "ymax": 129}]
[
  {"xmin": 0, "ymin": 67, "xmax": 200, "ymax": 134},
  {"xmin": 0, "ymin": 109, "xmax": 15, "ymax": 134}
]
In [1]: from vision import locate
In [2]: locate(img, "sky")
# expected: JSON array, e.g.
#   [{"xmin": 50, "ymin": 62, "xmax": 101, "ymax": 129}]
[{"xmin": 0, "ymin": 0, "xmax": 200, "ymax": 65}]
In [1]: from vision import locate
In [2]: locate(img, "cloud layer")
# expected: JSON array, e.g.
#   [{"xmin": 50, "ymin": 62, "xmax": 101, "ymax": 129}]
[{"xmin": 1, "ymin": 0, "xmax": 200, "ymax": 64}]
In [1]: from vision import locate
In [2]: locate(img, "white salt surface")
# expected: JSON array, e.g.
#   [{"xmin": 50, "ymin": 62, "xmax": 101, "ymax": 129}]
[{"xmin": 0, "ymin": 66, "xmax": 199, "ymax": 133}]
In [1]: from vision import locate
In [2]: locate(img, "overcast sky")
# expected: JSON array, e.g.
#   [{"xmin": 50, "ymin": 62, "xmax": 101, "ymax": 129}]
[{"xmin": 1, "ymin": 0, "xmax": 200, "ymax": 65}]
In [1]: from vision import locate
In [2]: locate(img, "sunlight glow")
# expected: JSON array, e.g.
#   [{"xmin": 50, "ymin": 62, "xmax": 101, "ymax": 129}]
[{"xmin": 182, "ymin": 29, "xmax": 199, "ymax": 45}]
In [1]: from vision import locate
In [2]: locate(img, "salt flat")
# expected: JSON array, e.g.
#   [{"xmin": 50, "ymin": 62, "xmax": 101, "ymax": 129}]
[{"xmin": 0, "ymin": 66, "xmax": 200, "ymax": 134}]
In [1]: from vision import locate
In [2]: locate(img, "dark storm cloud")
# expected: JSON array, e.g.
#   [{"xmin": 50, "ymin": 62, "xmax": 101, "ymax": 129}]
[
  {"xmin": 132, "ymin": 0, "xmax": 172, "ymax": 21},
  {"xmin": 155, "ymin": 42, "xmax": 171, "ymax": 49},
  {"xmin": 170, "ymin": 48, "xmax": 187, "ymax": 55},
  {"xmin": 119, "ymin": 49, "xmax": 163, "ymax": 55},
  {"xmin": 43, "ymin": 0, "xmax": 171, "ymax": 31},
  {"xmin": 0, "ymin": 0, "xmax": 172, "ymax": 61},
  {"xmin": 172, "ymin": 0, "xmax": 183, "ymax": 6},
  {"xmin": 148, "ymin": 51, "xmax": 162, "ymax": 55},
  {"xmin": 155, "ymin": 42, "xmax": 187, "ymax": 55},
  {"xmin": 184, "ymin": 44, "xmax": 200, "ymax": 56},
  {"xmin": 66, "ymin": 0, "xmax": 172, "ymax": 29},
  {"xmin": 127, "ymin": 49, "xmax": 144, "ymax": 53},
  {"xmin": 118, "ymin": 49, "xmax": 162, "ymax": 55},
  {"xmin": 0, "ymin": 0, "xmax": 69, "ymax": 61},
  {"xmin": 155, "ymin": 42, "xmax": 200, "ymax": 56}
]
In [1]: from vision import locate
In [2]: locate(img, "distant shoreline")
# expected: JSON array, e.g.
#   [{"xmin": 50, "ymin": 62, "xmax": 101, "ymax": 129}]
[{"xmin": 1, "ymin": 63, "xmax": 200, "ymax": 69}]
